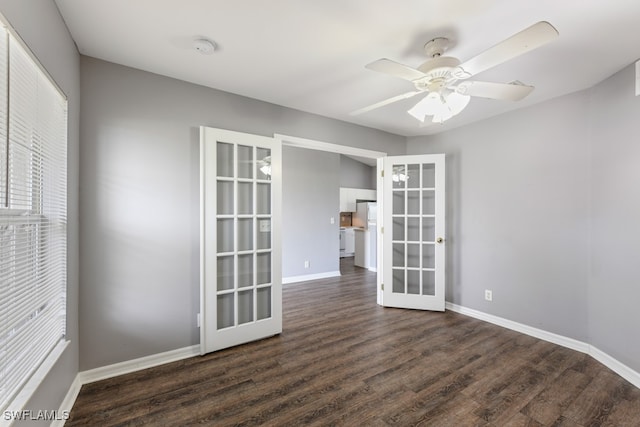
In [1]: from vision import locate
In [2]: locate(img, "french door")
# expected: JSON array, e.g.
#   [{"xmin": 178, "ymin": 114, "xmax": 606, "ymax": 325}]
[
  {"xmin": 200, "ymin": 127, "xmax": 282, "ymax": 354},
  {"xmin": 380, "ymin": 154, "xmax": 445, "ymax": 311}
]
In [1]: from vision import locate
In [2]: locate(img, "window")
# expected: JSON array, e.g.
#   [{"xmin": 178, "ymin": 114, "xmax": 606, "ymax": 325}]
[{"xmin": 0, "ymin": 20, "xmax": 68, "ymax": 413}]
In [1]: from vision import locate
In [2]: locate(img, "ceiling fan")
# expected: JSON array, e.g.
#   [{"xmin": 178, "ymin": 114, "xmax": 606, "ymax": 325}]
[{"xmin": 351, "ymin": 21, "xmax": 559, "ymax": 124}]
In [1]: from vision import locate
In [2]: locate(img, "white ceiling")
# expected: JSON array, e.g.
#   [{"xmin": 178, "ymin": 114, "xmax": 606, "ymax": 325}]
[{"xmin": 55, "ymin": 0, "xmax": 640, "ymax": 137}]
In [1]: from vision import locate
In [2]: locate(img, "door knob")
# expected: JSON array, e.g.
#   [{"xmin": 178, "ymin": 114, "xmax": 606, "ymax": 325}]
[{"xmin": 436, "ymin": 237, "xmax": 444, "ymax": 244}]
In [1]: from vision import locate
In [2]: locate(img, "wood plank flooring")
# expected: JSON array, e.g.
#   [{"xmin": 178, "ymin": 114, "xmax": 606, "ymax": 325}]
[{"xmin": 68, "ymin": 258, "xmax": 640, "ymax": 426}]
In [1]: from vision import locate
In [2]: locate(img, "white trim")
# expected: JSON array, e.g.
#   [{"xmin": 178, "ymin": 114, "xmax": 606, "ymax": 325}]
[
  {"xmin": 199, "ymin": 128, "xmax": 207, "ymax": 356},
  {"xmin": 274, "ymin": 133, "xmax": 387, "ymax": 160},
  {"xmin": 283, "ymin": 271, "xmax": 341, "ymax": 284},
  {"xmin": 635, "ymin": 59, "xmax": 639, "ymax": 96},
  {"xmin": 376, "ymin": 158, "xmax": 384, "ymax": 306},
  {"xmin": 445, "ymin": 302, "xmax": 589, "ymax": 353},
  {"xmin": 590, "ymin": 346, "xmax": 640, "ymax": 389},
  {"xmin": 50, "ymin": 374, "xmax": 82, "ymax": 427},
  {"xmin": 79, "ymin": 345, "xmax": 200, "ymax": 385},
  {"xmin": 446, "ymin": 302, "xmax": 640, "ymax": 389},
  {"xmin": 53, "ymin": 345, "xmax": 199, "ymax": 426}
]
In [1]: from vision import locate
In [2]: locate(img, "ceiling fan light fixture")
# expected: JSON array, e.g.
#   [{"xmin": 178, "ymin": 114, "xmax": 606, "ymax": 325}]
[
  {"xmin": 444, "ymin": 91, "xmax": 471, "ymax": 116},
  {"xmin": 431, "ymin": 108, "xmax": 454, "ymax": 124},
  {"xmin": 407, "ymin": 92, "xmax": 443, "ymax": 121},
  {"xmin": 408, "ymin": 90, "xmax": 470, "ymax": 123},
  {"xmin": 356, "ymin": 21, "xmax": 559, "ymax": 127}
]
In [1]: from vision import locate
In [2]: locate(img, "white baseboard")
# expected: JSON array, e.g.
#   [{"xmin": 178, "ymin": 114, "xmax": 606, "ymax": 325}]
[
  {"xmin": 79, "ymin": 345, "xmax": 200, "ymax": 384},
  {"xmin": 57, "ymin": 344, "xmax": 199, "ymax": 425},
  {"xmin": 445, "ymin": 302, "xmax": 590, "ymax": 353},
  {"xmin": 446, "ymin": 302, "xmax": 640, "ymax": 390},
  {"xmin": 590, "ymin": 346, "xmax": 640, "ymax": 389},
  {"xmin": 51, "ymin": 374, "xmax": 82, "ymax": 427},
  {"xmin": 283, "ymin": 270, "xmax": 341, "ymax": 284}
]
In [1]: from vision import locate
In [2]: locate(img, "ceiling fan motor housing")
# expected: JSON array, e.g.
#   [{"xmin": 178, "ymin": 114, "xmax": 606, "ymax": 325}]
[{"xmin": 415, "ymin": 56, "xmax": 461, "ymax": 91}]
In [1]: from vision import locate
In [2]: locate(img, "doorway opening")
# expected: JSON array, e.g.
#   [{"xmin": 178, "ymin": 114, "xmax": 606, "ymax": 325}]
[{"xmin": 274, "ymin": 133, "xmax": 386, "ymax": 297}]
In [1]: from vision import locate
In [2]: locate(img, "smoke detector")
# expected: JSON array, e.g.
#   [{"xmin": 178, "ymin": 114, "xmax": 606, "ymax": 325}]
[{"xmin": 193, "ymin": 38, "xmax": 216, "ymax": 55}]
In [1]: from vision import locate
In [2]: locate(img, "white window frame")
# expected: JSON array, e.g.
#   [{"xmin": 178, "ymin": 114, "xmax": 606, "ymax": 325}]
[{"xmin": 0, "ymin": 14, "xmax": 69, "ymax": 415}]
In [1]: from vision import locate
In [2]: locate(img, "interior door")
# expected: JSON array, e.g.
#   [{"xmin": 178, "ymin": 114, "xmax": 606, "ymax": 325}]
[
  {"xmin": 380, "ymin": 154, "xmax": 445, "ymax": 311},
  {"xmin": 200, "ymin": 127, "xmax": 282, "ymax": 354}
]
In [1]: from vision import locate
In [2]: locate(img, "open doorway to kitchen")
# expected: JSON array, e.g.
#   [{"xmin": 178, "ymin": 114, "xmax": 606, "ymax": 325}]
[
  {"xmin": 338, "ymin": 155, "xmax": 377, "ymax": 274},
  {"xmin": 275, "ymin": 134, "xmax": 385, "ymax": 299}
]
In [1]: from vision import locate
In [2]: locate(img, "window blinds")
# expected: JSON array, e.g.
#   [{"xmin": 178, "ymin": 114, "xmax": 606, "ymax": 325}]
[{"xmin": 0, "ymin": 24, "xmax": 68, "ymax": 412}]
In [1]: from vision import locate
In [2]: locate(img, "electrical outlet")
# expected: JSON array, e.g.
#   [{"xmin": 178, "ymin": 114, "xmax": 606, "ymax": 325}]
[
  {"xmin": 304, "ymin": 260, "xmax": 310, "ymax": 269},
  {"xmin": 484, "ymin": 290, "xmax": 493, "ymax": 301},
  {"xmin": 330, "ymin": 217, "xmax": 335, "ymax": 224}
]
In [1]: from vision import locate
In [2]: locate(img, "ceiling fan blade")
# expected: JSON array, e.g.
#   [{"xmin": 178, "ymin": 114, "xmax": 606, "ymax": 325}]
[
  {"xmin": 454, "ymin": 21, "xmax": 559, "ymax": 79},
  {"xmin": 350, "ymin": 91, "xmax": 423, "ymax": 116},
  {"xmin": 365, "ymin": 58, "xmax": 426, "ymax": 81},
  {"xmin": 455, "ymin": 81, "xmax": 534, "ymax": 101}
]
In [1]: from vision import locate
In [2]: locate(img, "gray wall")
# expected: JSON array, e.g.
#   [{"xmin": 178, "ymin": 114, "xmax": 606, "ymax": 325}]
[
  {"xmin": 339, "ymin": 155, "xmax": 375, "ymax": 190},
  {"xmin": 588, "ymin": 63, "xmax": 640, "ymax": 371},
  {"xmin": 0, "ymin": 0, "xmax": 81, "ymax": 422},
  {"xmin": 407, "ymin": 91, "xmax": 591, "ymax": 342},
  {"xmin": 79, "ymin": 56, "xmax": 405, "ymax": 370},
  {"xmin": 408, "ymin": 64, "xmax": 640, "ymax": 373},
  {"xmin": 283, "ymin": 147, "xmax": 340, "ymax": 278}
]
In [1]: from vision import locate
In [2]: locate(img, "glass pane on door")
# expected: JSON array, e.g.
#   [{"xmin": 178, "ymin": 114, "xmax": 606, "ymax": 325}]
[
  {"xmin": 256, "ymin": 184, "xmax": 271, "ymax": 214},
  {"xmin": 216, "ymin": 143, "xmax": 234, "ymax": 178},
  {"xmin": 390, "ymin": 160, "xmax": 440, "ymax": 298},
  {"xmin": 237, "ymin": 145, "xmax": 253, "ymax": 179},
  {"xmin": 217, "ymin": 294, "xmax": 234, "ymax": 329},
  {"xmin": 422, "ymin": 271, "xmax": 435, "ymax": 296},
  {"xmin": 238, "ymin": 290, "xmax": 253, "ymax": 324},
  {"xmin": 257, "ymin": 219, "xmax": 271, "ymax": 250},
  {"xmin": 256, "ymin": 148, "xmax": 272, "ymax": 181},
  {"xmin": 257, "ymin": 287, "xmax": 271, "ymax": 320},
  {"xmin": 257, "ymin": 252, "xmax": 271, "ymax": 285},
  {"xmin": 217, "ymin": 256, "xmax": 234, "ymax": 291},
  {"xmin": 217, "ymin": 219, "xmax": 234, "ymax": 253},
  {"xmin": 215, "ymin": 141, "xmax": 273, "ymax": 330},
  {"xmin": 217, "ymin": 181, "xmax": 233, "ymax": 215}
]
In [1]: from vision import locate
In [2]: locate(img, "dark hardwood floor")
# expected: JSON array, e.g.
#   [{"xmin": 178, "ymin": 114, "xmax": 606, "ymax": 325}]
[{"xmin": 68, "ymin": 258, "xmax": 640, "ymax": 426}]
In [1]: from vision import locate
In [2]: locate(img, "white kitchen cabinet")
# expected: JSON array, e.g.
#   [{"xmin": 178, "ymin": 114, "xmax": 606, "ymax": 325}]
[
  {"xmin": 359, "ymin": 188, "xmax": 377, "ymax": 202},
  {"xmin": 340, "ymin": 187, "xmax": 376, "ymax": 212},
  {"xmin": 344, "ymin": 227, "xmax": 355, "ymax": 256},
  {"xmin": 339, "ymin": 188, "xmax": 355, "ymax": 212}
]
